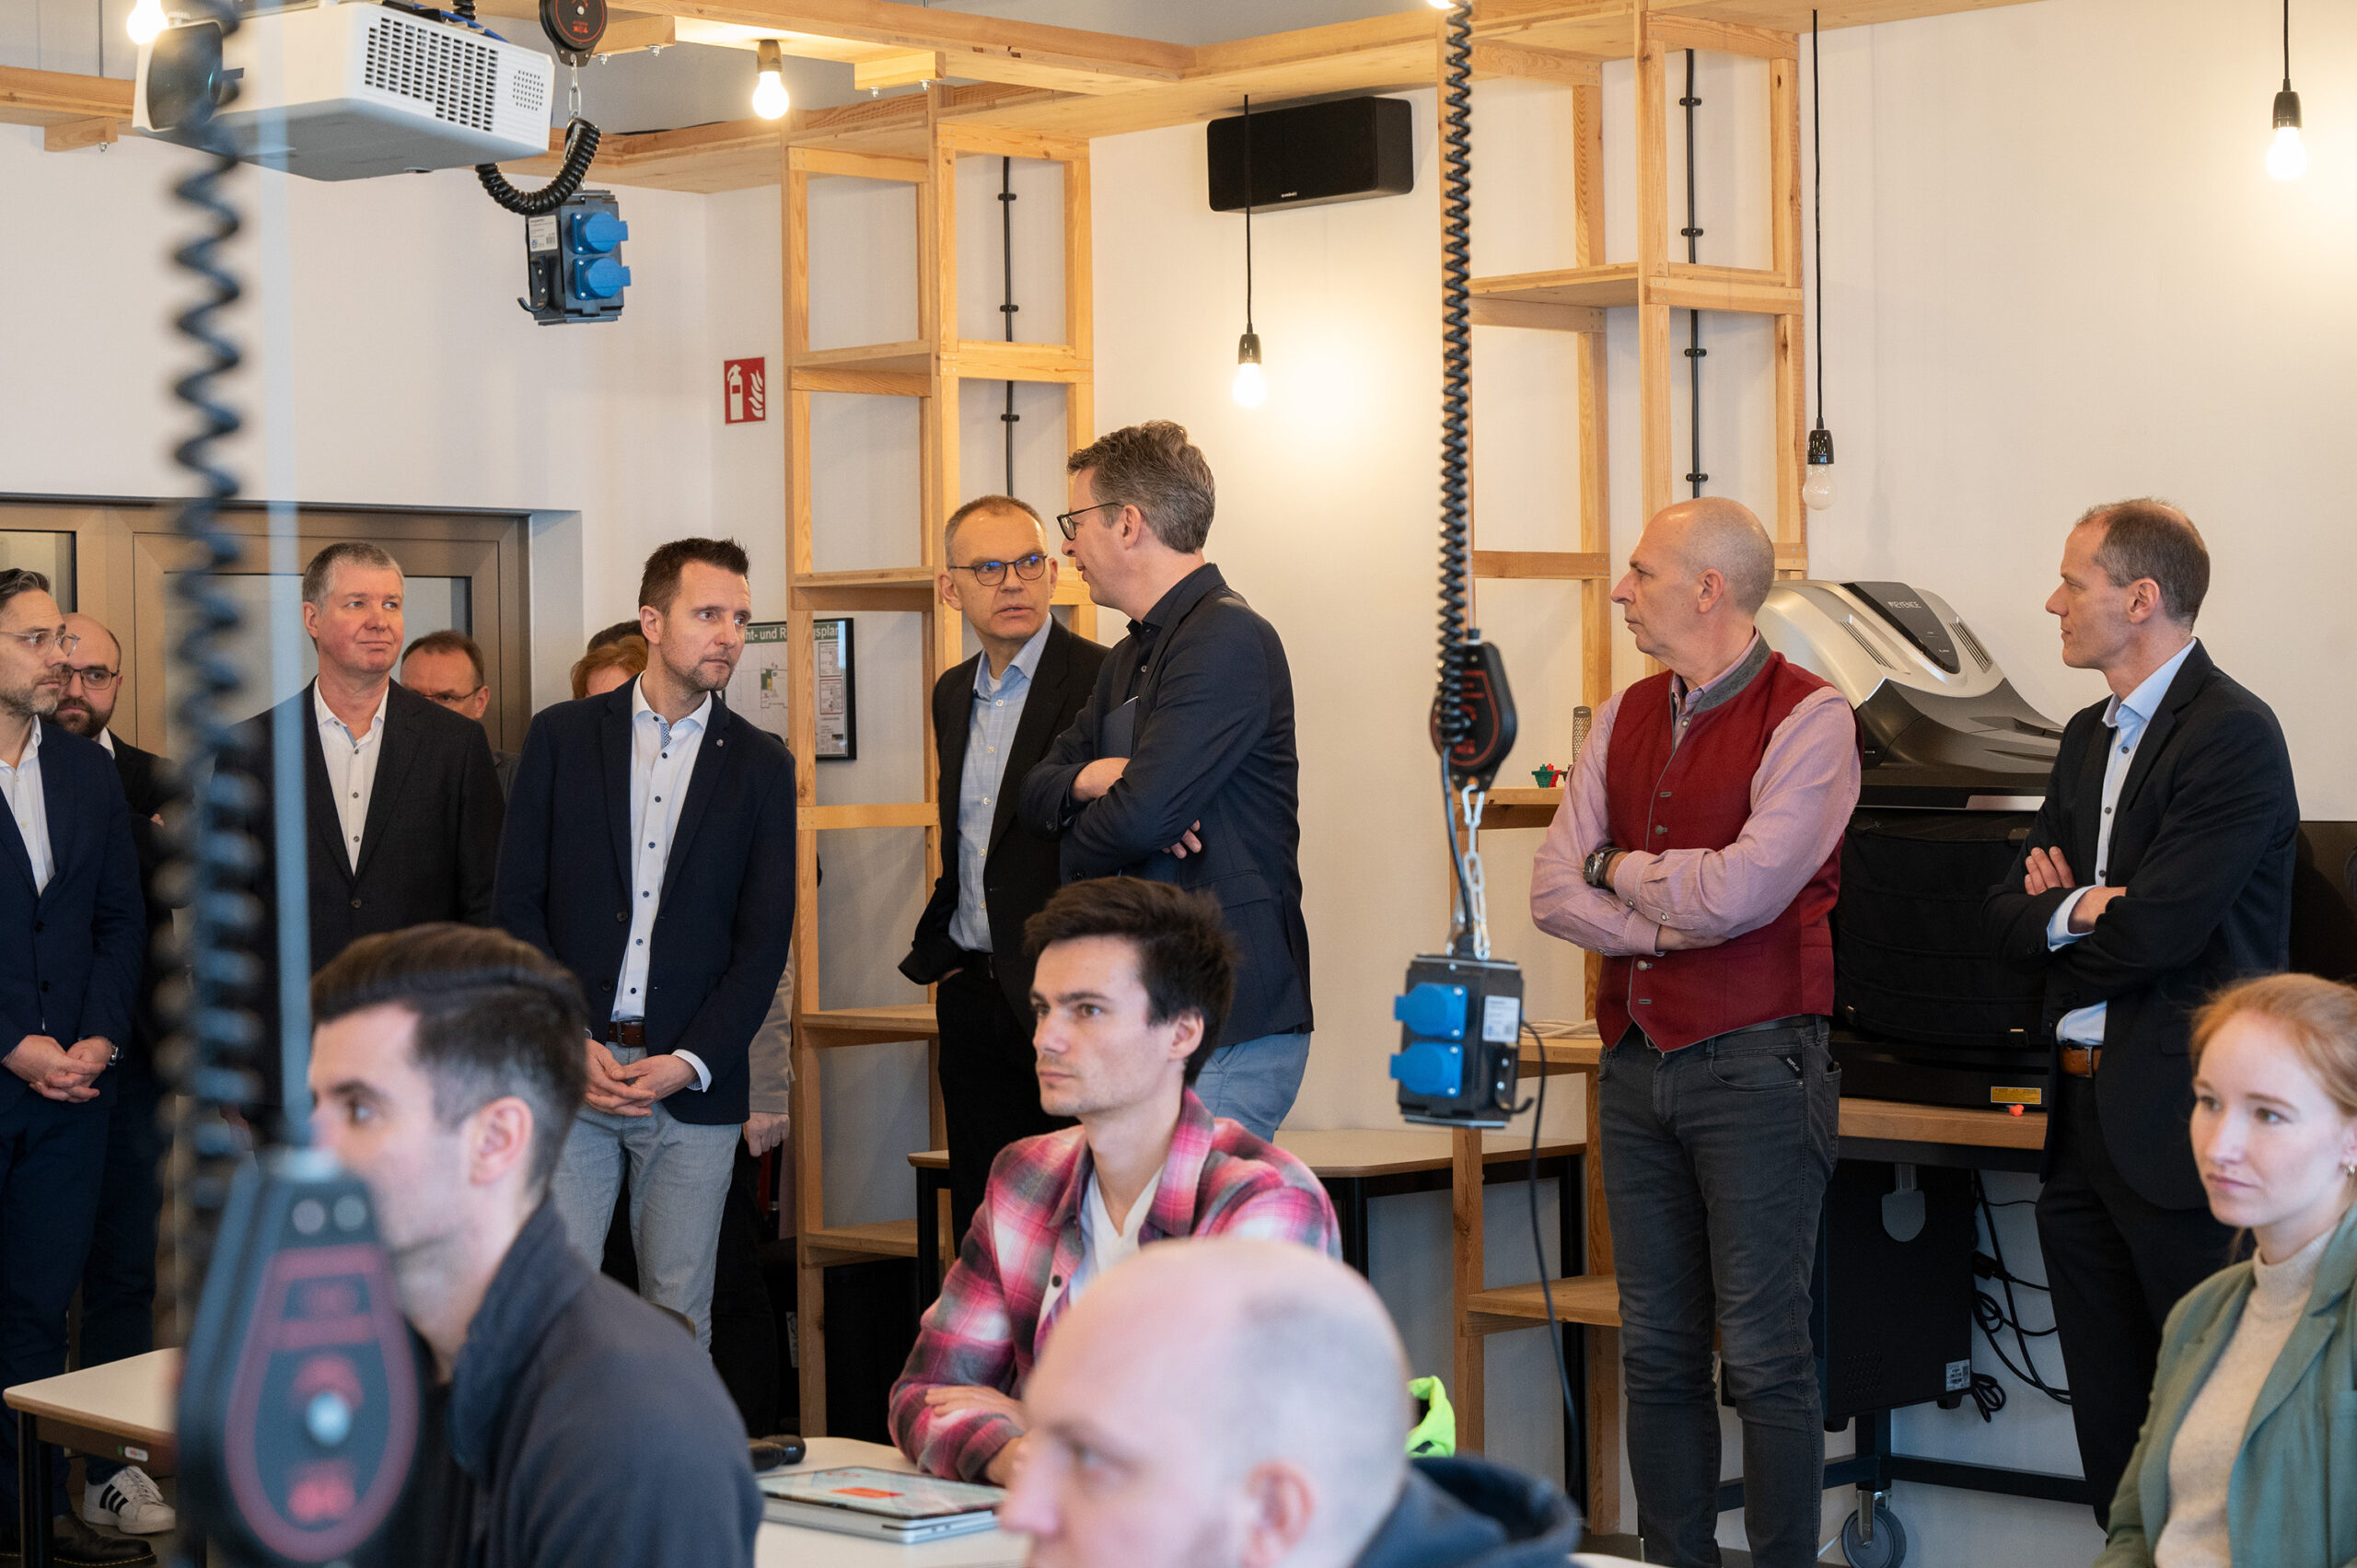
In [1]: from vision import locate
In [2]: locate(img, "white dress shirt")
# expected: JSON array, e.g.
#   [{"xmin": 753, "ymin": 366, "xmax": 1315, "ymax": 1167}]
[
  {"xmin": 0, "ymin": 719, "xmax": 52, "ymax": 895},
  {"xmin": 314, "ymin": 684, "xmax": 389, "ymax": 875},
  {"xmin": 1040, "ymin": 1157, "xmax": 1167, "ymax": 1319},
  {"xmin": 2047, "ymin": 638, "xmax": 2200, "ymax": 1046},
  {"xmin": 950, "ymin": 621, "xmax": 1051, "ymax": 953},
  {"xmin": 616, "ymin": 678, "xmax": 713, "ymax": 1092}
]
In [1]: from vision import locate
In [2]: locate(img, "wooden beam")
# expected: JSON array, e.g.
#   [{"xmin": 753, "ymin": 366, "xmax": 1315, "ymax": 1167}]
[
  {"xmin": 790, "ymin": 366, "xmax": 929, "ymax": 397},
  {"xmin": 787, "ymin": 145, "xmax": 928, "ymax": 181},
  {"xmin": 852, "ymin": 49, "xmax": 942, "ymax": 92},
  {"xmin": 947, "ymin": 340, "xmax": 1087, "ymax": 383},
  {"xmin": 1469, "ymin": 296, "xmax": 1606, "ymax": 333},
  {"xmin": 597, "ymin": 13, "xmax": 679, "ymax": 52},
  {"xmin": 43, "ymin": 117, "xmax": 117, "ymax": 152},
  {"xmin": 935, "ymin": 122, "xmax": 1088, "ymax": 162},
  {"xmin": 0, "ymin": 65, "xmax": 129, "ymax": 129},
  {"xmin": 1472, "ymin": 550, "xmax": 1612, "ymax": 580},
  {"xmin": 1635, "ymin": 13, "xmax": 1675, "ymax": 529},
  {"xmin": 1470, "ymin": 41, "xmax": 1604, "ymax": 85},
  {"xmin": 656, "ymin": 0, "xmax": 1189, "ymax": 89},
  {"xmin": 1647, "ymin": 261, "xmax": 1804, "ymax": 315},
  {"xmin": 1648, "ymin": 13, "xmax": 1798, "ymax": 58}
]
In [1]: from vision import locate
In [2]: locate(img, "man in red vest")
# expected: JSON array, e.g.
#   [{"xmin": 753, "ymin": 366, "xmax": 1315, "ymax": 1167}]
[{"xmin": 1532, "ymin": 497, "xmax": 1860, "ymax": 1568}]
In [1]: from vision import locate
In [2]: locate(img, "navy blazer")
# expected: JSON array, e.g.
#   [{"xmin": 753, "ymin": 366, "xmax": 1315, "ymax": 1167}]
[
  {"xmin": 0, "ymin": 718, "xmax": 144, "ymax": 1112},
  {"xmin": 1017, "ymin": 564, "xmax": 1312, "ymax": 1047},
  {"xmin": 495, "ymin": 681, "xmax": 796, "ymax": 1127},
  {"xmin": 1984, "ymin": 642, "xmax": 2299, "ymax": 1210}
]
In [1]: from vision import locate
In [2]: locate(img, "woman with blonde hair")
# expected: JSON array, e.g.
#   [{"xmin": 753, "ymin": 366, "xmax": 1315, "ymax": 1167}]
[
  {"xmin": 2096, "ymin": 971, "xmax": 2357, "ymax": 1566},
  {"xmin": 570, "ymin": 633, "xmax": 646, "ymax": 701}
]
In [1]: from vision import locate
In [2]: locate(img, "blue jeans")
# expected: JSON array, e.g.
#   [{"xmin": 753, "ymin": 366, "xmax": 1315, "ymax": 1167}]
[
  {"xmin": 1190, "ymin": 1031, "xmax": 1311, "ymax": 1140},
  {"xmin": 549, "ymin": 1047, "xmax": 739, "ymax": 1349},
  {"xmin": 1600, "ymin": 1018, "xmax": 1839, "ymax": 1568}
]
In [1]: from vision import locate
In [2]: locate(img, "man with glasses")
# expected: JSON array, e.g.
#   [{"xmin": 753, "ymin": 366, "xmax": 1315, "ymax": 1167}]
[
  {"xmin": 902, "ymin": 496, "xmax": 1107, "ymax": 1247},
  {"xmin": 0, "ymin": 571, "xmax": 146, "ymax": 1566},
  {"xmin": 52, "ymin": 613, "xmax": 182, "ymax": 1539},
  {"xmin": 401, "ymin": 629, "xmax": 520, "ymax": 798},
  {"xmin": 1019, "ymin": 423, "xmax": 1312, "ymax": 1139}
]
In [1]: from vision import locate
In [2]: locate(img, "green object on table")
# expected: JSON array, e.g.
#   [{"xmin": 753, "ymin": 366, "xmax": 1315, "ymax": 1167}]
[{"xmin": 1406, "ymin": 1376, "xmax": 1456, "ymax": 1457}]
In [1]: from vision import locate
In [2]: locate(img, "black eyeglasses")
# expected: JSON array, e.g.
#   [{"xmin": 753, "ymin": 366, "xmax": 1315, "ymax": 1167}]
[
  {"xmin": 1054, "ymin": 501, "xmax": 1123, "ymax": 541},
  {"xmin": 947, "ymin": 552, "xmax": 1049, "ymax": 587}
]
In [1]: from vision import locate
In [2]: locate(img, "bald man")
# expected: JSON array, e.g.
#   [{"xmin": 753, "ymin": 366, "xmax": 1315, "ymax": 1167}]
[
  {"xmin": 1530, "ymin": 499, "xmax": 1860, "ymax": 1567},
  {"xmin": 1000, "ymin": 1237, "xmax": 1582, "ymax": 1568}
]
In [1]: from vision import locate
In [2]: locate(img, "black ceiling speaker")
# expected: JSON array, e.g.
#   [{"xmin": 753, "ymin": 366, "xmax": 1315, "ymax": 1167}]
[{"xmin": 1207, "ymin": 95, "xmax": 1414, "ymax": 214}]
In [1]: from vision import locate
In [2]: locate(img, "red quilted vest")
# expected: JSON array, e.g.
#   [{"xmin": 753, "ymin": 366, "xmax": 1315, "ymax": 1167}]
[{"xmin": 1596, "ymin": 651, "xmax": 1843, "ymax": 1051}]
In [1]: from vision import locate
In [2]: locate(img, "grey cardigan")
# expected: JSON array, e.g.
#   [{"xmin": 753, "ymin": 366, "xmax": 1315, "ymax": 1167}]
[{"xmin": 2096, "ymin": 1204, "xmax": 2357, "ymax": 1567}]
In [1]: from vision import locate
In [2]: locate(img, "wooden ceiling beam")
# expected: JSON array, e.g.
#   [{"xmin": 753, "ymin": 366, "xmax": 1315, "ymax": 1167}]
[
  {"xmin": 0, "ymin": 65, "xmax": 132, "ymax": 129},
  {"xmin": 645, "ymin": 0, "xmax": 1187, "ymax": 90}
]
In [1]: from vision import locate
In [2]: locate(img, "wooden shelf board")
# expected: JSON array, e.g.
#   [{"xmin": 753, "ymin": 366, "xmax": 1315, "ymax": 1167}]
[
  {"xmin": 1473, "ymin": 550, "xmax": 1610, "ymax": 581},
  {"xmin": 798, "ymin": 1004, "xmax": 939, "ymax": 1040},
  {"xmin": 1275, "ymin": 1127, "xmax": 1583, "ymax": 1179},
  {"xmin": 0, "ymin": 64, "xmax": 129, "ymax": 129},
  {"xmin": 1468, "ymin": 1274, "xmax": 1622, "ymax": 1333},
  {"xmin": 1650, "ymin": 263, "xmax": 1804, "ymax": 316},
  {"xmin": 948, "ymin": 340, "xmax": 1089, "ymax": 383},
  {"xmin": 1840, "ymin": 1096, "xmax": 2047, "ymax": 1150},
  {"xmin": 806, "ymin": 802, "xmax": 936, "ymax": 830},
  {"xmin": 805, "ymin": 1220, "xmax": 922, "ymax": 1261},
  {"xmin": 1472, "ymin": 263, "xmax": 1642, "ymax": 310},
  {"xmin": 794, "ymin": 340, "xmax": 935, "ymax": 374},
  {"xmin": 791, "ymin": 565, "xmax": 935, "ymax": 610}
]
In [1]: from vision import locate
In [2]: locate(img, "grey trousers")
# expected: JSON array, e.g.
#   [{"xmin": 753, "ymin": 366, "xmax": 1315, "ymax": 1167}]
[{"xmin": 550, "ymin": 1046, "xmax": 739, "ymax": 1349}]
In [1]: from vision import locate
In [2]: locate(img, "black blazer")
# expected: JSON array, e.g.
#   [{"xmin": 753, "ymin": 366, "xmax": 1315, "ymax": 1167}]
[
  {"xmin": 0, "ymin": 718, "xmax": 144, "ymax": 1115},
  {"xmin": 1018, "ymin": 564, "xmax": 1312, "ymax": 1047},
  {"xmin": 495, "ymin": 682, "xmax": 796, "ymax": 1127},
  {"xmin": 1984, "ymin": 643, "xmax": 2298, "ymax": 1210},
  {"xmin": 108, "ymin": 733, "xmax": 184, "ymax": 1064},
  {"xmin": 901, "ymin": 619, "xmax": 1108, "ymax": 1014}
]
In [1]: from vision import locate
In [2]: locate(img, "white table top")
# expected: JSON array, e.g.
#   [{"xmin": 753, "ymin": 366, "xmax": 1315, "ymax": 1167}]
[
  {"xmin": 756, "ymin": 1438, "xmax": 1027, "ymax": 1567},
  {"xmin": 4, "ymin": 1348, "xmax": 178, "ymax": 1448}
]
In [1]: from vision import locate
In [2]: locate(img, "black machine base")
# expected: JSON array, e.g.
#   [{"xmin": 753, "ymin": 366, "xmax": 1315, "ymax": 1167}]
[{"xmin": 1832, "ymin": 1028, "xmax": 2051, "ymax": 1114}]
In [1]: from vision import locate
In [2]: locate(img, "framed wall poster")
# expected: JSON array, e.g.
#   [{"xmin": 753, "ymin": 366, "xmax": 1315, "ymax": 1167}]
[
  {"xmin": 815, "ymin": 616, "xmax": 856, "ymax": 761},
  {"xmin": 726, "ymin": 621, "xmax": 792, "ymax": 742}
]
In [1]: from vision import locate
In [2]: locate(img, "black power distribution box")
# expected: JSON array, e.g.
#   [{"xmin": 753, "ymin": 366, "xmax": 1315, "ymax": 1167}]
[
  {"xmin": 1807, "ymin": 1162, "xmax": 1976, "ymax": 1423},
  {"xmin": 1207, "ymin": 95, "xmax": 1415, "ymax": 214},
  {"xmin": 520, "ymin": 189, "xmax": 632, "ymax": 325},
  {"xmin": 1391, "ymin": 953, "xmax": 1523, "ymax": 1128}
]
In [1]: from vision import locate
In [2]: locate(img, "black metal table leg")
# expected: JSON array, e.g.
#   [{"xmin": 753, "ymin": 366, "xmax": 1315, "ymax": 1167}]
[
  {"xmin": 19, "ymin": 1411, "xmax": 48, "ymax": 1568},
  {"xmin": 914, "ymin": 1168, "xmax": 945, "ymax": 1315},
  {"xmin": 1347, "ymin": 1179, "xmax": 1372, "ymax": 1277}
]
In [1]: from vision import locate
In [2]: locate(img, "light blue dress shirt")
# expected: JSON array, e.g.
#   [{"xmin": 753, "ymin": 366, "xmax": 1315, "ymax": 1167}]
[
  {"xmin": 616, "ymin": 678, "xmax": 712, "ymax": 1090},
  {"xmin": 2047, "ymin": 638, "xmax": 2200, "ymax": 1046},
  {"xmin": 949, "ymin": 621, "xmax": 1051, "ymax": 954}
]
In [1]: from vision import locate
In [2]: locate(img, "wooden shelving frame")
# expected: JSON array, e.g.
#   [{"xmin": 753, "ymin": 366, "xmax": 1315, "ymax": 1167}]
[{"xmin": 780, "ymin": 103, "xmax": 1097, "ymax": 1435}]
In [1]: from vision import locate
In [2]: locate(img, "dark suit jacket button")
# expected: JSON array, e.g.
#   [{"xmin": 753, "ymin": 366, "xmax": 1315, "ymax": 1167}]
[
  {"xmin": 350, "ymin": 898, "xmax": 363, "ymax": 909},
  {"xmin": 617, "ymin": 912, "xmax": 628, "ymax": 923},
  {"xmin": 40, "ymin": 981, "xmax": 51, "ymax": 993}
]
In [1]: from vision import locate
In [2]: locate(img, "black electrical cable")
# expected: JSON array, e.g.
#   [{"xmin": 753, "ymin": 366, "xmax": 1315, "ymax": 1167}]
[
  {"xmin": 477, "ymin": 116, "xmax": 603, "ymax": 215},
  {"xmin": 1241, "ymin": 94, "xmax": 1255, "ymax": 339},
  {"xmin": 1434, "ymin": 3, "xmax": 1477, "ymax": 937},
  {"xmin": 1680, "ymin": 49, "xmax": 1706, "ymax": 495},
  {"xmin": 999, "ymin": 156, "xmax": 1020, "ymax": 495},
  {"xmin": 159, "ymin": 0, "xmax": 266, "ymax": 1374},
  {"xmin": 1971, "ymin": 1170, "xmax": 2072, "ymax": 1405},
  {"xmin": 1811, "ymin": 11, "xmax": 1827, "ymax": 439},
  {"xmin": 1521, "ymin": 1024, "xmax": 1582, "ymax": 1454}
]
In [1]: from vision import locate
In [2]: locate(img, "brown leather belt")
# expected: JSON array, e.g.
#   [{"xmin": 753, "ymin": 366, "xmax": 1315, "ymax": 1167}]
[
  {"xmin": 2061, "ymin": 1044, "xmax": 2101, "ymax": 1078},
  {"xmin": 601, "ymin": 1020, "xmax": 647, "ymax": 1048}
]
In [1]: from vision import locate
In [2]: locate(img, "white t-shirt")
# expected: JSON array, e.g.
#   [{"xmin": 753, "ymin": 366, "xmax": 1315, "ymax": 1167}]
[{"xmin": 1044, "ymin": 1160, "xmax": 1166, "ymax": 1318}]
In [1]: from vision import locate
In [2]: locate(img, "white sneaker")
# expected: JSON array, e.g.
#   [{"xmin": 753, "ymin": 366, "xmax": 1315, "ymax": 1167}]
[{"xmin": 81, "ymin": 1467, "xmax": 176, "ymax": 1534}]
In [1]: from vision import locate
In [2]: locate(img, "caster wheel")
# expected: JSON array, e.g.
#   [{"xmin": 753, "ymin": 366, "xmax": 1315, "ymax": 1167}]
[{"xmin": 1840, "ymin": 1501, "xmax": 1908, "ymax": 1568}]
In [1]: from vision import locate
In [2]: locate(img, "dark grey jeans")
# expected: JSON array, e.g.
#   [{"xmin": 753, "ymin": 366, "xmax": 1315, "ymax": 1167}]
[{"xmin": 1599, "ymin": 1017, "xmax": 1840, "ymax": 1568}]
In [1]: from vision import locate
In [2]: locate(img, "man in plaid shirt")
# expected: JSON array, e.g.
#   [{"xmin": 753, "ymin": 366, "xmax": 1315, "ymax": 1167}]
[{"xmin": 889, "ymin": 878, "xmax": 1339, "ymax": 1482}]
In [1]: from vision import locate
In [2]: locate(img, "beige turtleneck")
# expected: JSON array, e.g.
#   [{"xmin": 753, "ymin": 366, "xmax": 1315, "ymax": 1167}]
[{"xmin": 2153, "ymin": 1217, "xmax": 2339, "ymax": 1566}]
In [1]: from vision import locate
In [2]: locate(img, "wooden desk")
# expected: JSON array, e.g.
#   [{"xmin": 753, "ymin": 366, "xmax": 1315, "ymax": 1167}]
[
  {"xmin": 755, "ymin": 1436, "xmax": 1024, "ymax": 1567},
  {"xmin": 6, "ymin": 1349, "xmax": 179, "ymax": 1567},
  {"xmin": 907, "ymin": 1127, "xmax": 1588, "ymax": 1309}
]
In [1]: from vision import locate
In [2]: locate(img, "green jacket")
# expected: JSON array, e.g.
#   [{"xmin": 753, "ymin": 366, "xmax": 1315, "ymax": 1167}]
[{"xmin": 2096, "ymin": 1205, "xmax": 2357, "ymax": 1568}]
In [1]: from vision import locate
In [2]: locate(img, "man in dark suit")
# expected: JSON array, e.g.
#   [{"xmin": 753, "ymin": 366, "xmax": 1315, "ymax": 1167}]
[
  {"xmin": 240, "ymin": 542, "xmax": 505, "ymax": 1119},
  {"xmin": 54, "ymin": 613, "xmax": 182, "ymax": 1538},
  {"xmin": 1018, "ymin": 422, "xmax": 1311, "ymax": 1140},
  {"xmin": 0, "ymin": 572, "xmax": 147, "ymax": 1566},
  {"xmin": 497, "ymin": 538, "xmax": 795, "ymax": 1346},
  {"xmin": 401, "ymin": 628, "xmax": 520, "ymax": 798},
  {"xmin": 1984, "ymin": 499, "xmax": 2298, "ymax": 1525},
  {"xmin": 900, "ymin": 495, "xmax": 1106, "ymax": 1244}
]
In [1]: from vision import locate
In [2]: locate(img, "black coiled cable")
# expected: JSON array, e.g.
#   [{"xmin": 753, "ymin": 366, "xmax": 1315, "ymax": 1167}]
[
  {"xmin": 1434, "ymin": 4, "xmax": 1474, "ymax": 748},
  {"xmin": 158, "ymin": 0, "xmax": 266, "ymax": 1353},
  {"xmin": 477, "ymin": 116, "xmax": 603, "ymax": 215}
]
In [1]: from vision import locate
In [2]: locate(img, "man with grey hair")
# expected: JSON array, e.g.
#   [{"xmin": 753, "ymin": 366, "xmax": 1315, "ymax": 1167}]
[
  {"xmin": 1530, "ymin": 496, "xmax": 1860, "ymax": 1566},
  {"xmin": 1019, "ymin": 422, "xmax": 1312, "ymax": 1139},
  {"xmin": 1000, "ymin": 1237, "xmax": 1581, "ymax": 1568},
  {"xmin": 1984, "ymin": 498, "xmax": 2296, "ymax": 1527},
  {"xmin": 238, "ymin": 540, "xmax": 505, "ymax": 1126}
]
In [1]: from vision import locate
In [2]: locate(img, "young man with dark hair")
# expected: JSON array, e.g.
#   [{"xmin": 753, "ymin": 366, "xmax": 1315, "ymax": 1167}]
[
  {"xmin": 308, "ymin": 923, "xmax": 761, "ymax": 1568},
  {"xmin": 0, "ymin": 572, "xmax": 147, "ymax": 1567},
  {"xmin": 495, "ymin": 536, "xmax": 795, "ymax": 1347},
  {"xmin": 401, "ymin": 629, "xmax": 518, "ymax": 799},
  {"xmin": 239, "ymin": 540, "xmax": 506, "ymax": 1124},
  {"xmin": 888, "ymin": 877, "xmax": 1338, "ymax": 1485},
  {"xmin": 904, "ymin": 494, "xmax": 1107, "ymax": 1248},
  {"xmin": 1985, "ymin": 499, "xmax": 2298, "ymax": 1526},
  {"xmin": 1019, "ymin": 422, "xmax": 1312, "ymax": 1140}
]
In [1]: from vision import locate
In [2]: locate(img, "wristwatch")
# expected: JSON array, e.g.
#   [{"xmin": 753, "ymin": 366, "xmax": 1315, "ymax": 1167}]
[{"xmin": 1583, "ymin": 844, "xmax": 1621, "ymax": 891}]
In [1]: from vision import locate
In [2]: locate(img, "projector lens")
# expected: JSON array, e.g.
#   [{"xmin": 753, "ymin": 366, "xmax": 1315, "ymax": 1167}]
[{"xmin": 146, "ymin": 21, "xmax": 226, "ymax": 131}]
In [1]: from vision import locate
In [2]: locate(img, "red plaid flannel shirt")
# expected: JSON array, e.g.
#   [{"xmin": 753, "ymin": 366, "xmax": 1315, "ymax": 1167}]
[{"xmin": 888, "ymin": 1090, "xmax": 1340, "ymax": 1480}]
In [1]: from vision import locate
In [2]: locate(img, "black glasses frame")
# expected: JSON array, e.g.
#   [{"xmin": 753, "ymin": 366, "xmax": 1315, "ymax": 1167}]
[
  {"xmin": 1054, "ymin": 501, "xmax": 1124, "ymax": 540},
  {"xmin": 946, "ymin": 552, "xmax": 1050, "ymax": 587}
]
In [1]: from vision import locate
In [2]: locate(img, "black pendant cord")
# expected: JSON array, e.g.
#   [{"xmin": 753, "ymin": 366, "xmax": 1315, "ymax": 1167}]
[
  {"xmin": 1681, "ymin": 49, "xmax": 1707, "ymax": 495},
  {"xmin": 2283, "ymin": 0, "xmax": 2293, "ymax": 87},
  {"xmin": 998, "ymin": 155, "xmax": 1019, "ymax": 495},
  {"xmin": 1812, "ymin": 10, "xmax": 1826, "ymax": 436},
  {"xmin": 1242, "ymin": 94, "xmax": 1255, "ymax": 336}
]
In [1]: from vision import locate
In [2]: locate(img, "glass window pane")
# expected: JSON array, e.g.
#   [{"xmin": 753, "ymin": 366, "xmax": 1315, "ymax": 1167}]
[{"xmin": 0, "ymin": 531, "xmax": 75, "ymax": 611}]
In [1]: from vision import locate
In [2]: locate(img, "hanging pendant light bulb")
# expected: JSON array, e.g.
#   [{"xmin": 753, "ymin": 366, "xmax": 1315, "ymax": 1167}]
[
  {"xmin": 1231, "ymin": 94, "xmax": 1267, "ymax": 410},
  {"xmin": 2267, "ymin": 0, "xmax": 2305, "ymax": 180},
  {"xmin": 1803, "ymin": 423, "xmax": 1836, "ymax": 511},
  {"xmin": 752, "ymin": 41, "xmax": 791, "ymax": 121},
  {"xmin": 1802, "ymin": 11, "xmax": 1838, "ymax": 514},
  {"xmin": 127, "ymin": 0, "xmax": 168, "ymax": 46}
]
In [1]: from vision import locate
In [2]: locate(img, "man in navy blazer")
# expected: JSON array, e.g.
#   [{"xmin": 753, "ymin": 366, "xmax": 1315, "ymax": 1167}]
[
  {"xmin": 497, "ymin": 539, "xmax": 795, "ymax": 1346},
  {"xmin": 0, "ymin": 571, "xmax": 146, "ymax": 1566}
]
